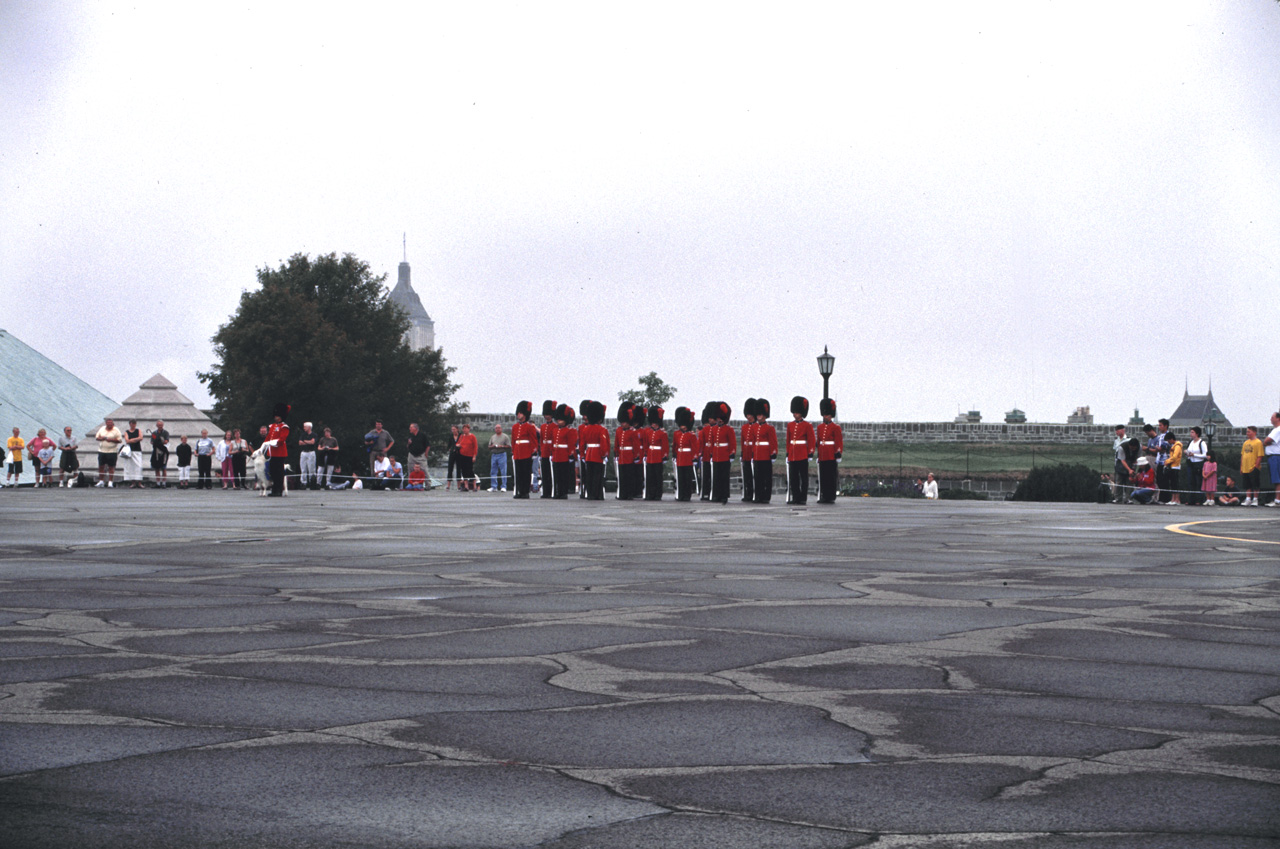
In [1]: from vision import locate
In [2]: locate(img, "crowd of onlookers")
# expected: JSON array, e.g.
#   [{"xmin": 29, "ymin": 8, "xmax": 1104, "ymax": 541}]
[{"xmin": 1109, "ymin": 413, "xmax": 1280, "ymax": 507}]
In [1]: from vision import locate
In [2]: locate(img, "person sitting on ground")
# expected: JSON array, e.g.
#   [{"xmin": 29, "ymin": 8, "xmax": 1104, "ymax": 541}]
[
  {"xmin": 1129, "ymin": 457, "xmax": 1157, "ymax": 504},
  {"xmin": 1215, "ymin": 476, "xmax": 1241, "ymax": 506},
  {"xmin": 371, "ymin": 452, "xmax": 393, "ymax": 490},
  {"xmin": 388, "ymin": 456, "xmax": 404, "ymax": 490}
]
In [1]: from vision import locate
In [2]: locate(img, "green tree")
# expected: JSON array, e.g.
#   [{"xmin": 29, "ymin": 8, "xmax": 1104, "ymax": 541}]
[
  {"xmin": 198, "ymin": 252, "xmax": 463, "ymax": 474},
  {"xmin": 617, "ymin": 371, "xmax": 677, "ymax": 408}
]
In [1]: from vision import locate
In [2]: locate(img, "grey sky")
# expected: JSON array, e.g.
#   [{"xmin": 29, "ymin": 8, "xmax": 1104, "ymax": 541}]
[{"xmin": 3, "ymin": 2, "xmax": 1277, "ymax": 426}]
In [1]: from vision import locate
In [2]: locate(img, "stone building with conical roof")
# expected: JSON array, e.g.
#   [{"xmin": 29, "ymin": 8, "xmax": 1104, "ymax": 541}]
[{"xmin": 102, "ymin": 374, "xmax": 224, "ymax": 443}]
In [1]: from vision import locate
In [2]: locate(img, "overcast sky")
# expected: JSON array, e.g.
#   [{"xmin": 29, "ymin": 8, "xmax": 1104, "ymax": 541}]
[{"xmin": 3, "ymin": 2, "xmax": 1278, "ymax": 427}]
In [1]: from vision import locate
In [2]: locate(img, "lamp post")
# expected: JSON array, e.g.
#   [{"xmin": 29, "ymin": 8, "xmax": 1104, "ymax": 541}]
[
  {"xmin": 817, "ymin": 346, "xmax": 835, "ymax": 402},
  {"xmin": 1203, "ymin": 415, "xmax": 1217, "ymax": 453}
]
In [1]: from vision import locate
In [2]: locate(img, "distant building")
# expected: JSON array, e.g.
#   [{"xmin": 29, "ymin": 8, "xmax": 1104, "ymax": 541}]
[
  {"xmin": 1067, "ymin": 406, "xmax": 1093, "ymax": 425},
  {"xmin": 1128, "ymin": 408, "xmax": 1145, "ymax": 428},
  {"xmin": 954, "ymin": 410, "xmax": 982, "ymax": 424},
  {"xmin": 387, "ymin": 248, "xmax": 435, "ymax": 352},
  {"xmin": 1004, "ymin": 408, "xmax": 1026, "ymax": 424},
  {"xmin": 103, "ymin": 374, "xmax": 224, "ymax": 445},
  {"xmin": 1168, "ymin": 385, "xmax": 1231, "ymax": 428}
]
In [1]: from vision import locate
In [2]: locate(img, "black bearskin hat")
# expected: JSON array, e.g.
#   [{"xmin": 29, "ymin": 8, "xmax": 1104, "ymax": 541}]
[
  {"xmin": 554, "ymin": 404, "xmax": 569, "ymax": 423},
  {"xmin": 587, "ymin": 401, "xmax": 605, "ymax": 424},
  {"xmin": 757, "ymin": 398, "xmax": 771, "ymax": 419},
  {"xmin": 744, "ymin": 398, "xmax": 758, "ymax": 418},
  {"xmin": 648, "ymin": 405, "xmax": 664, "ymax": 427},
  {"xmin": 632, "ymin": 406, "xmax": 647, "ymax": 427},
  {"xmin": 515, "ymin": 400, "xmax": 532, "ymax": 419},
  {"xmin": 542, "ymin": 400, "xmax": 557, "ymax": 417},
  {"xmin": 675, "ymin": 406, "xmax": 693, "ymax": 429},
  {"xmin": 617, "ymin": 401, "xmax": 634, "ymax": 426},
  {"xmin": 819, "ymin": 398, "xmax": 836, "ymax": 418},
  {"xmin": 272, "ymin": 402, "xmax": 291, "ymax": 421},
  {"xmin": 565, "ymin": 405, "xmax": 576, "ymax": 424},
  {"xmin": 791, "ymin": 396, "xmax": 809, "ymax": 417},
  {"xmin": 716, "ymin": 402, "xmax": 731, "ymax": 423},
  {"xmin": 700, "ymin": 402, "xmax": 716, "ymax": 425}
]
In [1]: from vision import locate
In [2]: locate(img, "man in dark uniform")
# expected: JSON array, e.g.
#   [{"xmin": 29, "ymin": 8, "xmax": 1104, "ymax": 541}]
[
  {"xmin": 673, "ymin": 406, "xmax": 699, "ymax": 502},
  {"xmin": 511, "ymin": 401, "xmax": 538, "ymax": 499},
  {"xmin": 815, "ymin": 398, "xmax": 843, "ymax": 504},
  {"xmin": 539, "ymin": 400, "xmax": 557, "ymax": 499},
  {"xmin": 740, "ymin": 399, "xmax": 757, "ymax": 503},
  {"xmin": 579, "ymin": 401, "xmax": 610, "ymax": 500},
  {"xmin": 267, "ymin": 403, "xmax": 291, "ymax": 497},
  {"xmin": 752, "ymin": 398, "xmax": 777, "ymax": 504},
  {"xmin": 643, "ymin": 406, "xmax": 669, "ymax": 500},
  {"xmin": 786, "ymin": 396, "xmax": 815, "ymax": 505},
  {"xmin": 710, "ymin": 402, "xmax": 736, "ymax": 505}
]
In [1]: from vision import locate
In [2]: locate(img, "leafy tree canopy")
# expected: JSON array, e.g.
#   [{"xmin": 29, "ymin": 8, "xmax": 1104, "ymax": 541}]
[
  {"xmin": 618, "ymin": 371, "xmax": 677, "ymax": 408},
  {"xmin": 199, "ymin": 252, "xmax": 463, "ymax": 473}
]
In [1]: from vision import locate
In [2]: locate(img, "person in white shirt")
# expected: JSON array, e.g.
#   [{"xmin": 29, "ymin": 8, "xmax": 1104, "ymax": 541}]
[
  {"xmin": 1264, "ymin": 412, "xmax": 1280, "ymax": 507},
  {"xmin": 1185, "ymin": 427, "xmax": 1208, "ymax": 506},
  {"xmin": 923, "ymin": 472, "xmax": 939, "ymax": 500}
]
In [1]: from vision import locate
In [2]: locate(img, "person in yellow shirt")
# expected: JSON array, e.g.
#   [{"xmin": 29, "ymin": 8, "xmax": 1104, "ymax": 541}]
[
  {"xmin": 1164, "ymin": 432, "xmax": 1184, "ymax": 505},
  {"xmin": 6, "ymin": 427, "xmax": 26, "ymax": 487},
  {"xmin": 1240, "ymin": 426, "xmax": 1264, "ymax": 506}
]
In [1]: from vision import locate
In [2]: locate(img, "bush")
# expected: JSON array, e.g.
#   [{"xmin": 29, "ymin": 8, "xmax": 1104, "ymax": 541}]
[
  {"xmin": 1012, "ymin": 463, "xmax": 1103, "ymax": 502},
  {"xmin": 940, "ymin": 488, "xmax": 986, "ymax": 500}
]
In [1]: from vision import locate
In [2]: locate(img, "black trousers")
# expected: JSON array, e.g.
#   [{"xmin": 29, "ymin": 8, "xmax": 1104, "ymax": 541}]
[
  {"xmin": 817, "ymin": 459, "xmax": 838, "ymax": 503},
  {"xmin": 752, "ymin": 460, "xmax": 773, "ymax": 503},
  {"xmin": 788, "ymin": 460, "xmax": 809, "ymax": 504},
  {"xmin": 700, "ymin": 460, "xmax": 712, "ymax": 500},
  {"xmin": 741, "ymin": 457, "xmax": 754, "ymax": 502},
  {"xmin": 644, "ymin": 462, "xmax": 664, "ymax": 500},
  {"xmin": 624, "ymin": 463, "xmax": 644, "ymax": 499},
  {"xmin": 676, "ymin": 465, "xmax": 695, "ymax": 501},
  {"xmin": 197, "ymin": 455, "xmax": 212, "ymax": 488},
  {"xmin": 711, "ymin": 460, "xmax": 730, "ymax": 504},
  {"xmin": 540, "ymin": 457, "xmax": 553, "ymax": 498},
  {"xmin": 269, "ymin": 457, "xmax": 286, "ymax": 496},
  {"xmin": 552, "ymin": 461, "xmax": 573, "ymax": 499},
  {"xmin": 1156, "ymin": 466, "xmax": 1174, "ymax": 503},
  {"xmin": 514, "ymin": 458, "xmax": 533, "ymax": 498},
  {"xmin": 583, "ymin": 461, "xmax": 605, "ymax": 500}
]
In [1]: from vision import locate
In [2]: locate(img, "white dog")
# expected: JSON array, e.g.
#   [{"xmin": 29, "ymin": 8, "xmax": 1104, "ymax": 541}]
[{"xmin": 251, "ymin": 440, "xmax": 291, "ymax": 496}]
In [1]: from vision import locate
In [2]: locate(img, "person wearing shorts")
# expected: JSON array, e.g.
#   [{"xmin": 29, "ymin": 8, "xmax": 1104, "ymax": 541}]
[
  {"xmin": 1264, "ymin": 413, "xmax": 1280, "ymax": 508},
  {"xmin": 1240, "ymin": 426, "xmax": 1264, "ymax": 506},
  {"xmin": 6, "ymin": 427, "xmax": 26, "ymax": 487},
  {"xmin": 58, "ymin": 426, "xmax": 80, "ymax": 487},
  {"xmin": 95, "ymin": 418, "xmax": 123, "ymax": 487},
  {"xmin": 36, "ymin": 444, "xmax": 55, "ymax": 487}
]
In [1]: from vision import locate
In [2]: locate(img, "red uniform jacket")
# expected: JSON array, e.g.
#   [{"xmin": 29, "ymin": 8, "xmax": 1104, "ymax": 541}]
[
  {"xmin": 637, "ymin": 427, "xmax": 651, "ymax": 461},
  {"xmin": 644, "ymin": 427, "xmax": 669, "ymax": 464},
  {"xmin": 673, "ymin": 429, "xmax": 700, "ymax": 467},
  {"xmin": 552, "ymin": 426, "xmax": 577, "ymax": 463},
  {"xmin": 267, "ymin": 422, "xmax": 290, "ymax": 458},
  {"xmin": 815, "ymin": 422, "xmax": 843, "ymax": 462},
  {"xmin": 511, "ymin": 421, "xmax": 539, "ymax": 461},
  {"xmin": 710, "ymin": 424, "xmax": 736, "ymax": 463},
  {"xmin": 786, "ymin": 419, "xmax": 815, "ymax": 462},
  {"xmin": 752, "ymin": 422, "xmax": 778, "ymax": 461},
  {"xmin": 539, "ymin": 420, "xmax": 558, "ymax": 458},
  {"xmin": 699, "ymin": 426, "xmax": 714, "ymax": 462},
  {"xmin": 578, "ymin": 424, "xmax": 610, "ymax": 463},
  {"xmin": 456, "ymin": 432, "xmax": 478, "ymax": 459},
  {"xmin": 740, "ymin": 421, "xmax": 756, "ymax": 464},
  {"xmin": 615, "ymin": 427, "xmax": 640, "ymax": 465}
]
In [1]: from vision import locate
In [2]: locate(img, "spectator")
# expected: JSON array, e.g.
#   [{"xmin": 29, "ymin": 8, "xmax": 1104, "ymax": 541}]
[
  {"xmin": 36, "ymin": 441, "xmax": 55, "ymax": 487},
  {"xmin": 57, "ymin": 426, "xmax": 80, "ymax": 487},
  {"xmin": 175, "ymin": 434, "xmax": 192, "ymax": 489},
  {"xmin": 446, "ymin": 425, "xmax": 460, "ymax": 490},
  {"xmin": 94, "ymin": 418, "xmax": 123, "ymax": 487},
  {"xmin": 1215, "ymin": 476, "xmax": 1241, "ymax": 506},
  {"xmin": 297, "ymin": 422, "xmax": 318, "ymax": 489},
  {"xmin": 1264, "ymin": 412, "xmax": 1280, "ymax": 508},
  {"xmin": 216, "ymin": 432, "xmax": 233, "ymax": 489},
  {"xmin": 1154, "ymin": 420, "xmax": 1173, "ymax": 503},
  {"xmin": 488, "ymin": 423, "xmax": 511, "ymax": 492},
  {"xmin": 371, "ymin": 452, "xmax": 392, "ymax": 490},
  {"xmin": 26, "ymin": 428, "xmax": 55, "ymax": 487},
  {"xmin": 364, "ymin": 421, "xmax": 394, "ymax": 465},
  {"xmin": 5, "ymin": 427, "xmax": 24, "ymax": 487},
  {"xmin": 122, "ymin": 420, "xmax": 144, "ymax": 488},
  {"xmin": 456, "ymin": 423, "xmax": 478, "ymax": 492},
  {"xmin": 195, "ymin": 428, "xmax": 216, "ymax": 490},
  {"xmin": 389, "ymin": 456, "xmax": 404, "ymax": 490},
  {"xmin": 1201, "ymin": 450, "xmax": 1218, "ymax": 506},
  {"xmin": 922, "ymin": 472, "xmax": 939, "ymax": 500},
  {"xmin": 1164, "ymin": 431, "xmax": 1183, "ymax": 505},
  {"xmin": 1185, "ymin": 426, "xmax": 1207, "ymax": 505},
  {"xmin": 1129, "ymin": 457, "xmax": 1157, "ymax": 504},
  {"xmin": 150, "ymin": 420, "xmax": 170, "ymax": 488},
  {"xmin": 406, "ymin": 423, "xmax": 430, "ymax": 485},
  {"xmin": 1241, "ymin": 425, "xmax": 1264, "ymax": 506},
  {"xmin": 231, "ymin": 429, "xmax": 250, "ymax": 490},
  {"xmin": 1111, "ymin": 424, "xmax": 1133, "ymax": 504},
  {"xmin": 318, "ymin": 427, "xmax": 339, "ymax": 489}
]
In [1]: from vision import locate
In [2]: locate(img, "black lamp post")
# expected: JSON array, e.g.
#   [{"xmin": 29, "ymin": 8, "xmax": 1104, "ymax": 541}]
[
  {"xmin": 817, "ymin": 346, "xmax": 835, "ymax": 402},
  {"xmin": 1203, "ymin": 413, "xmax": 1218, "ymax": 453}
]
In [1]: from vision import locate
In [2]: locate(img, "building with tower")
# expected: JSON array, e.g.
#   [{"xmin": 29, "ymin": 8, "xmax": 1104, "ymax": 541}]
[{"xmin": 387, "ymin": 239, "xmax": 435, "ymax": 352}]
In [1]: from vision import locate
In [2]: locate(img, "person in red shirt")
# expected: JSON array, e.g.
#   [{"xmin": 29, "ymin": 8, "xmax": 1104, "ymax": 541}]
[
  {"xmin": 709, "ymin": 401, "xmax": 736, "ymax": 504},
  {"xmin": 752, "ymin": 398, "xmax": 778, "ymax": 504},
  {"xmin": 551, "ymin": 404, "xmax": 577, "ymax": 499},
  {"xmin": 740, "ymin": 399, "xmax": 757, "ymax": 503},
  {"xmin": 538, "ymin": 400, "xmax": 557, "ymax": 499},
  {"xmin": 698, "ymin": 404, "xmax": 715, "ymax": 502},
  {"xmin": 511, "ymin": 401, "xmax": 539, "ymax": 499},
  {"xmin": 266, "ymin": 403, "xmax": 291, "ymax": 497},
  {"xmin": 815, "ymin": 398, "xmax": 844, "ymax": 504},
  {"xmin": 786, "ymin": 396, "xmax": 815, "ymax": 505},
  {"xmin": 673, "ymin": 406, "xmax": 700, "ymax": 502},
  {"xmin": 643, "ymin": 406, "xmax": 669, "ymax": 500},
  {"xmin": 579, "ymin": 401, "xmax": 610, "ymax": 500},
  {"xmin": 455, "ymin": 423, "xmax": 479, "ymax": 491}
]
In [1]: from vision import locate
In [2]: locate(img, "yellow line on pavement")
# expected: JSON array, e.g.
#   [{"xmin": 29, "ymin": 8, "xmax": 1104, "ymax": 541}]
[{"xmin": 1165, "ymin": 519, "xmax": 1280, "ymax": 546}]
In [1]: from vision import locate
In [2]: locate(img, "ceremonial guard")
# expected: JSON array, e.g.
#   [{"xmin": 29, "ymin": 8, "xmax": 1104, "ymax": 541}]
[
  {"xmin": 710, "ymin": 401, "xmax": 736, "ymax": 504},
  {"xmin": 579, "ymin": 401, "xmax": 610, "ymax": 500},
  {"xmin": 551, "ymin": 404, "xmax": 577, "ymax": 499},
  {"xmin": 633, "ymin": 406, "xmax": 650, "ymax": 500},
  {"xmin": 752, "ymin": 398, "xmax": 778, "ymax": 504},
  {"xmin": 815, "ymin": 398, "xmax": 843, "ymax": 504},
  {"xmin": 267, "ymin": 403, "xmax": 291, "ymax": 497},
  {"xmin": 643, "ymin": 406, "xmax": 669, "ymax": 500},
  {"xmin": 578, "ymin": 399, "xmax": 593, "ymax": 497},
  {"xmin": 740, "ymin": 399, "xmax": 757, "ymax": 502},
  {"xmin": 786, "ymin": 396, "xmax": 815, "ymax": 504},
  {"xmin": 673, "ymin": 407, "xmax": 700, "ymax": 501},
  {"xmin": 539, "ymin": 400, "xmax": 557, "ymax": 499},
  {"xmin": 699, "ymin": 404, "xmax": 715, "ymax": 501},
  {"xmin": 614, "ymin": 402, "xmax": 637, "ymax": 500},
  {"xmin": 511, "ymin": 401, "xmax": 539, "ymax": 499}
]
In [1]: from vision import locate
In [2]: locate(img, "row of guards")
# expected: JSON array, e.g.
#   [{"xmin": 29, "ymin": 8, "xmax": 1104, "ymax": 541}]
[{"xmin": 505, "ymin": 396, "xmax": 844, "ymax": 505}]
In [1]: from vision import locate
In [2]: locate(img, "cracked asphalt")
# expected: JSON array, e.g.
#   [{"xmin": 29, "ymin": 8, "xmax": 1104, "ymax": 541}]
[{"xmin": 1, "ymin": 490, "xmax": 1278, "ymax": 848}]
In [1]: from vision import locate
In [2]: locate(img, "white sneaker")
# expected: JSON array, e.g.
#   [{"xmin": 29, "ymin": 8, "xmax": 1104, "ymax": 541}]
[
  {"xmin": 95, "ymin": 481, "xmax": 105, "ymax": 487},
  {"xmin": 107, "ymin": 481, "xmax": 114, "ymax": 488},
  {"xmin": 1266, "ymin": 501, "xmax": 1279, "ymax": 508},
  {"xmin": 1206, "ymin": 500, "xmax": 1215, "ymax": 506}
]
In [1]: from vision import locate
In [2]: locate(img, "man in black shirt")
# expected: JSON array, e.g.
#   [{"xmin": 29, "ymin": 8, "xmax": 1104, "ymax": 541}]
[
  {"xmin": 174, "ymin": 435, "xmax": 193, "ymax": 489},
  {"xmin": 150, "ymin": 420, "xmax": 170, "ymax": 488}
]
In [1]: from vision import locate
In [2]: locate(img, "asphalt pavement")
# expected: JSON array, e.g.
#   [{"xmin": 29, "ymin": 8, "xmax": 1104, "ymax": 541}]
[{"xmin": 1, "ymin": 487, "xmax": 1278, "ymax": 848}]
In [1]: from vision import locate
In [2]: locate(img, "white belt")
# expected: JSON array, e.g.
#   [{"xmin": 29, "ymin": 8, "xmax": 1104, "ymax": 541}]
[
  {"xmin": 586, "ymin": 443, "xmax": 600, "ymax": 448},
  {"xmin": 820, "ymin": 441, "xmax": 836, "ymax": 445},
  {"xmin": 516, "ymin": 440, "xmax": 531, "ymax": 444},
  {"xmin": 789, "ymin": 440, "xmax": 806, "ymax": 445}
]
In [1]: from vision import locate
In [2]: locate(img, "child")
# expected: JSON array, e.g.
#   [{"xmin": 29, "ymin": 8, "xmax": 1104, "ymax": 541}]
[
  {"xmin": 36, "ymin": 443, "xmax": 55, "ymax": 487},
  {"xmin": 1202, "ymin": 452, "xmax": 1218, "ymax": 506},
  {"xmin": 175, "ymin": 435, "xmax": 193, "ymax": 489}
]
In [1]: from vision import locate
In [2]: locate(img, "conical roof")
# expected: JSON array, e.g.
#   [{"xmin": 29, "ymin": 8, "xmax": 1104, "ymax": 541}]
[
  {"xmin": 390, "ymin": 261, "xmax": 432, "ymax": 321},
  {"xmin": 104, "ymin": 374, "xmax": 224, "ymax": 440}
]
